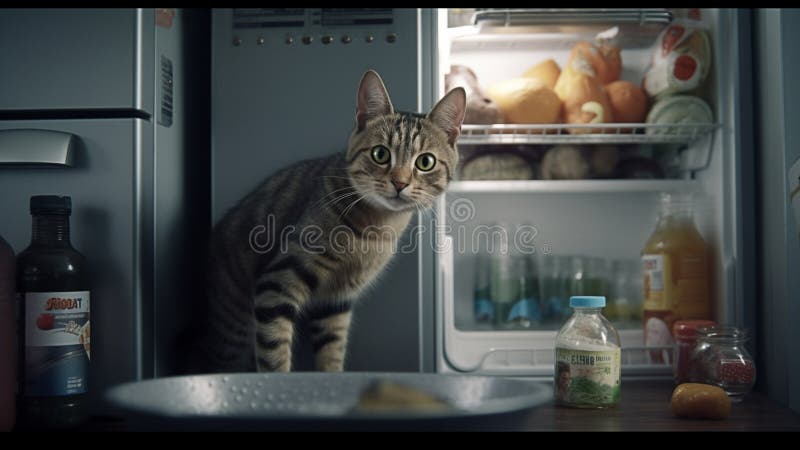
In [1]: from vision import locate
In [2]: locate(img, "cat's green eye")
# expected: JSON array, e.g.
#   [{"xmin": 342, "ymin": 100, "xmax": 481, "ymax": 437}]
[
  {"xmin": 371, "ymin": 145, "xmax": 391, "ymax": 165},
  {"xmin": 415, "ymin": 153, "xmax": 437, "ymax": 172}
]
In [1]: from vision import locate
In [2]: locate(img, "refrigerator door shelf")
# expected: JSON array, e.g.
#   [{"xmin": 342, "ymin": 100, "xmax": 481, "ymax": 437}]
[
  {"xmin": 437, "ymin": 235, "xmax": 672, "ymax": 376},
  {"xmin": 458, "ymin": 123, "xmax": 719, "ymax": 146},
  {"xmin": 447, "ymin": 179, "xmax": 700, "ymax": 194},
  {"xmin": 0, "ymin": 129, "xmax": 76, "ymax": 167}
]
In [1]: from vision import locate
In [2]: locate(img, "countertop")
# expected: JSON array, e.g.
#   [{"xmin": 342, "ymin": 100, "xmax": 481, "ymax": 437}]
[
  {"xmin": 69, "ymin": 379, "xmax": 800, "ymax": 431},
  {"xmin": 490, "ymin": 379, "xmax": 800, "ymax": 432}
]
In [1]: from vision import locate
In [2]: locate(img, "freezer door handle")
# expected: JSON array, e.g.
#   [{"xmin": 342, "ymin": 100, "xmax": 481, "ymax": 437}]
[{"xmin": 0, "ymin": 129, "xmax": 76, "ymax": 167}]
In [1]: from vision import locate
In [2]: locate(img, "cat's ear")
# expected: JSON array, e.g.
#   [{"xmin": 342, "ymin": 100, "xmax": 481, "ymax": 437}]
[
  {"xmin": 356, "ymin": 70, "xmax": 394, "ymax": 132},
  {"xmin": 427, "ymin": 87, "xmax": 466, "ymax": 147}
]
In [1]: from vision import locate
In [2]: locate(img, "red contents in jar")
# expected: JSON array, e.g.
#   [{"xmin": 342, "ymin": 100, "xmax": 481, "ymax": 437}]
[
  {"xmin": 718, "ymin": 359, "xmax": 756, "ymax": 385},
  {"xmin": 673, "ymin": 319, "xmax": 716, "ymax": 384}
]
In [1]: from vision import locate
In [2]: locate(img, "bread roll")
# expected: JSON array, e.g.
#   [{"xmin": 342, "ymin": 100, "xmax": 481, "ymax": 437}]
[
  {"xmin": 541, "ymin": 145, "xmax": 590, "ymax": 180},
  {"xmin": 590, "ymin": 145, "xmax": 619, "ymax": 177},
  {"xmin": 671, "ymin": 383, "xmax": 731, "ymax": 420},
  {"xmin": 568, "ymin": 41, "xmax": 622, "ymax": 85},
  {"xmin": 522, "ymin": 59, "xmax": 561, "ymax": 90},
  {"xmin": 605, "ymin": 80, "xmax": 648, "ymax": 129},
  {"xmin": 355, "ymin": 381, "xmax": 450, "ymax": 412},
  {"xmin": 614, "ymin": 156, "xmax": 665, "ymax": 179},
  {"xmin": 460, "ymin": 153, "xmax": 534, "ymax": 181},
  {"xmin": 554, "ymin": 67, "xmax": 614, "ymax": 134},
  {"xmin": 486, "ymin": 77, "xmax": 561, "ymax": 124}
]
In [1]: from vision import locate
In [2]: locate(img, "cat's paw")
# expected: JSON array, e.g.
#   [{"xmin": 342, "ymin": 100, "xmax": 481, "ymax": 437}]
[{"xmin": 316, "ymin": 359, "xmax": 345, "ymax": 372}]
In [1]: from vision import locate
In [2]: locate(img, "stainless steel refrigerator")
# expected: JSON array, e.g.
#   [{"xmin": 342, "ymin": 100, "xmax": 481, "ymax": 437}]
[
  {"xmin": 210, "ymin": 8, "xmax": 796, "ymax": 411},
  {"xmin": 0, "ymin": 8, "xmax": 209, "ymax": 413}
]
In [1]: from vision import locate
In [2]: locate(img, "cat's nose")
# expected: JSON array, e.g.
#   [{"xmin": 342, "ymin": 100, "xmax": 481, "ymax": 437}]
[{"xmin": 391, "ymin": 179, "xmax": 409, "ymax": 192}]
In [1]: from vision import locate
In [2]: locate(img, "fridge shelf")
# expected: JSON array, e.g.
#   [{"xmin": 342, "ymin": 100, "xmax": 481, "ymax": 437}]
[
  {"xmin": 450, "ymin": 343, "xmax": 673, "ymax": 376},
  {"xmin": 447, "ymin": 179, "xmax": 699, "ymax": 194},
  {"xmin": 458, "ymin": 123, "xmax": 719, "ymax": 145},
  {"xmin": 472, "ymin": 8, "xmax": 673, "ymax": 28}
]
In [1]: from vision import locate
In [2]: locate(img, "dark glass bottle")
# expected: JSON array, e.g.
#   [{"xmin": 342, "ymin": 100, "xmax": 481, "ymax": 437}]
[
  {"xmin": 16, "ymin": 196, "xmax": 90, "ymax": 429},
  {"xmin": 0, "ymin": 234, "xmax": 15, "ymax": 431}
]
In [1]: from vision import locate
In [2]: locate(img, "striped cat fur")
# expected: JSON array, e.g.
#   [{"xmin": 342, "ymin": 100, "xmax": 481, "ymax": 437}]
[{"xmin": 198, "ymin": 70, "xmax": 466, "ymax": 372}]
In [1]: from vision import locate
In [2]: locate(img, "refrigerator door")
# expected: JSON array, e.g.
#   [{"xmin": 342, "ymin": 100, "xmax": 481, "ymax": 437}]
[
  {"xmin": 0, "ymin": 118, "xmax": 153, "ymax": 412},
  {"xmin": 0, "ymin": 8, "xmax": 155, "ymax": 114},
  {"xmin": 755, "ymin": 8, "xmax": 800, "ymax": 413},
  {"xmin": 212, "ymin": 8, "xmax": 425, "ymax": 371}
]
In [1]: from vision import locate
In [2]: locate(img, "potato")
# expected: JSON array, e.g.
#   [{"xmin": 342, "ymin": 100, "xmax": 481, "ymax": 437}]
[{"xmin": 671, "ymin": 383, "xmax": 731, "ymax": 420}]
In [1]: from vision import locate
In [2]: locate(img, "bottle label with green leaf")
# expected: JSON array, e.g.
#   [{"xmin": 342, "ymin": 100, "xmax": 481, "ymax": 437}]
[{"xmin": 554, "ymin": 347, "xmax": 621, "ymax": 407}]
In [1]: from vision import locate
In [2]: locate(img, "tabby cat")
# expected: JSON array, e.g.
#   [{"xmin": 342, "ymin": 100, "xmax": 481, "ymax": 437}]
[{"xmin": 199, "ymin": 70, "xmax": 466, "ymax": 372}]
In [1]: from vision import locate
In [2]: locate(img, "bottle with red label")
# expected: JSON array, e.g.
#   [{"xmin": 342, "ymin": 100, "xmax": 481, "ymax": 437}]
[
  {"xmin": 16, "ymin": 196, "xmax": 90, "ymax": 429},
  {"xmin": 641, "ymin": 192, "xmax": 711, "ymax": 363}
]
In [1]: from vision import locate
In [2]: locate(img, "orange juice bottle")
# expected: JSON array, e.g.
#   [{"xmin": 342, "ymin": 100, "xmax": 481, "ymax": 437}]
[{"xmin": 641, "ymin": 193, "xmax": 711, "ymax": 358}]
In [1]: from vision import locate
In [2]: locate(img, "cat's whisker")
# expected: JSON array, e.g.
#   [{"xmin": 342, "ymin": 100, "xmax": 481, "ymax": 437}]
[
  {"xmin": 311, "ymin": 189, "xmax": 358, "ymax": 207},
  {"xmin": 417, "ymin": 189, "xmax": 456, "ymax": 209},
  {"xmin": 414, "ymin": 190, "xmax": 440, "ymax": 206},
  {"xmin": 314, "ymin": 185, "xmax": 358, "ymax": 201},
  {"xmin": 413, "ymin": 199, "xmax": 441, "ymax": 224},
  {"xmin": 338, "ymin": 193, "xmax": 368, "ymax": 222},
  {"xmin": 415, "ymin": 200, "xmax": 441, "ymax": 224},
  {"xmin": 316, "ymin": 190, "xmax": 362, "ymax": 210},
  {"xmin": 413, "ymin": 191, "xmax": 451, "ymax": 225},
  {"xmin": 312, "ymin": 185, "xmax": 359, "ymax": 207},
  {"xmin": 319, "ymin": 183, "xmax": 358, "ymax": 194},
  {"xmin": 411, "ymin": 198, "xmax": 427, "ymax": 214},
  {"xmin": 411, "ymin": 193, "xmax": 436, "ymax": 213}
]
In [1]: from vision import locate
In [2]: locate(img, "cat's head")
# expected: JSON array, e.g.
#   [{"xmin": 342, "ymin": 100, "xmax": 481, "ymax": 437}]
[{"xmin": 346, "ymin": 70, "xmax": 466, "ymax": 212}]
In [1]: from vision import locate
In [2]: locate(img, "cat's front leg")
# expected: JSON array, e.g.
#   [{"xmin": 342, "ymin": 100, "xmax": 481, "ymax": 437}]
[
  {"xmin": 306, "ymin": 302, "xmax": 352, "ymax": 372},
  {"xmin": 253, "ymin": 256, "xmax": 318, "ymax": 372}
]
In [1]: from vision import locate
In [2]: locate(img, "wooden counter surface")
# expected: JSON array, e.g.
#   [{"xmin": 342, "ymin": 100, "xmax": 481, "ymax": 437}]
[
  {"xmin": 63, "ymin": 379, "xmax": 800, "ymax": 431},
  {"xmin": 491, "ymin": 379, "xmax": 800, "ymax": 431}
]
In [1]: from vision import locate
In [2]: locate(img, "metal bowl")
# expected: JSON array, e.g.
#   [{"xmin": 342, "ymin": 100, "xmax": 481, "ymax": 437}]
[{"xmin": 105, "ymin": 372, "xmax": 551, "ymax": 431}]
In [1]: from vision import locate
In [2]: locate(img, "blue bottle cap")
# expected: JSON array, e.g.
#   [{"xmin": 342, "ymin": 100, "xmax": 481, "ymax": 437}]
[{"xmin": 569, "ymin": 296, "xmax": 606, "ymax": 308}]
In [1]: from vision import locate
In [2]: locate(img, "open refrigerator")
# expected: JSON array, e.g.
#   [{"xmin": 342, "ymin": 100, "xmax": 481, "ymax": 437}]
[
  {"xmin": 423, "ymin": 8, "xmax": 754, "ymax": 377},
  {"xmin": 208, "ymin": 8, "xmax": 754, "ymax": 378}
]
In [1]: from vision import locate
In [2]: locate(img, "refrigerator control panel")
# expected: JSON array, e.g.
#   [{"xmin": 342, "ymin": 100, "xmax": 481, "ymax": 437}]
[{"xmin": 229, "ymin": 8, "xmax": 400, "ymax": 47}]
